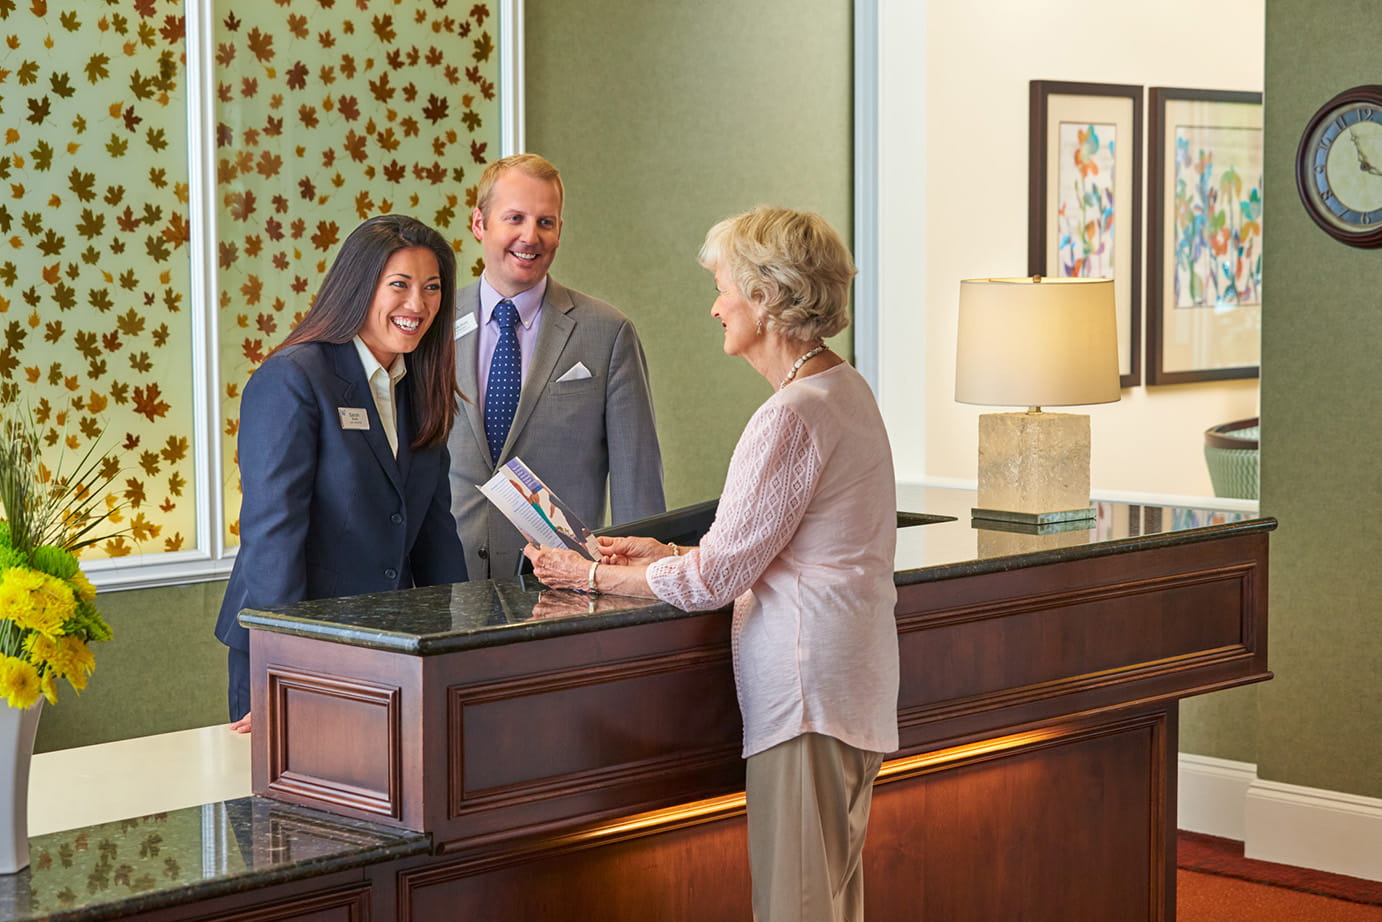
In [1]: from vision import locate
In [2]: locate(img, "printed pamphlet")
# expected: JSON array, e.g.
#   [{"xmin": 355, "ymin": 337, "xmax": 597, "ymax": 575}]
[{"xmin": 477, "ymin": 457, "xmax": 597, "ymax": 559}]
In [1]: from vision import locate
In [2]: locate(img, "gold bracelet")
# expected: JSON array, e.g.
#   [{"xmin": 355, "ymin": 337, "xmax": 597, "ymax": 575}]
[
  {"xmin": 668, "ymin": 542, "xmax": 681, "ymax": 557},
  {"xmin": 587, "ymin": 560, "xmax": 601, "ymax": 595}
]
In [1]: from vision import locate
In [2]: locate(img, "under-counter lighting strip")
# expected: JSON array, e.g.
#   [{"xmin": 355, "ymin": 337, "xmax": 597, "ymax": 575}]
[{"xmin": 534, "ymin": 727, "xmax": 1069, "ymax": 852}]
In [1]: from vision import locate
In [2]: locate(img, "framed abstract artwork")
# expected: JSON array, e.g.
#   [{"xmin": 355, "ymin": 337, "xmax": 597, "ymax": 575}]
[
  {"xmin": 1029, "ymin": 81, "xmax": 1143, "ymax": 388},
  {"xmin": 1147, "ymin": 87, "xmax": 1263, "ymax": 385}
]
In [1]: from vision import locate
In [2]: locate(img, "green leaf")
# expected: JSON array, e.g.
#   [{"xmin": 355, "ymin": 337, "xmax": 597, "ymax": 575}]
[
  {"xmin": 75, "ymin": 209, "xmax": 104, "ymax": 239},
  {"xmin": 129, "ymin": 71, "xmax": 157, "ymax": 101},
  {"xmin": 85, "ymin": 54, "xmax": 109, "ymax": 84},
  {"xmin": 144, "ymin": 235, "xmax": 169, "ymax": 263},
  {"xmin": 29, "ymin": 139, "xmax": 53, "ymax": 171},
  {"xmin": 49, "ymin": 71, "xmax": 75, "ymax": 99},
  {"xmin": 37, "ymin": 228, "xmax": 65, "ymax": 256},
  {"xmin": 26, "ymin": 95, "xmax": 51, "ymax": 125},
  {"xmin": 68, "ymin": 167, "xmax": 96, "ymax": 202}
]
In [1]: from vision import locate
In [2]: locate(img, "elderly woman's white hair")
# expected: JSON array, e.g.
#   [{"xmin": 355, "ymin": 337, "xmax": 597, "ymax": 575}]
[{"xmin": 698, "ymin": 206, "xmax": 857, "ymax": 342}]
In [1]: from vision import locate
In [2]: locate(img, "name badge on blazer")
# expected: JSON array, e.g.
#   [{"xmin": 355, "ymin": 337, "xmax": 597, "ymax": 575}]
[{"xmin": 338, "ymin": 407, "xmax": 370, "ymax": 430}]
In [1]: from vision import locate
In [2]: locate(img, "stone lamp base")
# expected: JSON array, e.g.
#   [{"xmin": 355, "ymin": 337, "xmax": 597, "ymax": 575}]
[{"xmin": 973, "ymin": 411, "xmax": 1094, "ymax": 525}]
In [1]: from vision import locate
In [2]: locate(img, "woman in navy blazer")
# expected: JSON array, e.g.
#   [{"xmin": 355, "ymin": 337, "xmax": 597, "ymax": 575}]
[{"xmin": 216, "ymin": 215, "xmax": 469, "ymax": 729}]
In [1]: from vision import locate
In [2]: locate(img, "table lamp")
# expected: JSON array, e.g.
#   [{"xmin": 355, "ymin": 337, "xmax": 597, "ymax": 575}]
[{"xmin": 955, "ymin": 276, "xmax": 1120, "ymax": 525}]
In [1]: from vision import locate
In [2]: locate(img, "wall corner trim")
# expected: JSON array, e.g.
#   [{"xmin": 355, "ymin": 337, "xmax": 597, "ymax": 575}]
[{"xmin": 1178, "ymin": 752, "xmax": 1255, "ymax": 841}]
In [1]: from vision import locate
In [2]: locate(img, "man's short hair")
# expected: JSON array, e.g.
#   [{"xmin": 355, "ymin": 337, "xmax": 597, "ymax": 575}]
[{"xmin": 475, "ymin": 153, "xmax": 565, "ymax": 218}]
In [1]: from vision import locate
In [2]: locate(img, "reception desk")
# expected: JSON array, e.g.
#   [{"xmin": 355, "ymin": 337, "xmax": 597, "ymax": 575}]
[{"xmin": 0, "ymin": 487, "xmax": 1273, "ymax": 920}]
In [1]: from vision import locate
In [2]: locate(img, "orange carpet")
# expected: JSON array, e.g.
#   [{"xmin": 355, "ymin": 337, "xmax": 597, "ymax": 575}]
[
  {"xmin": 1178, "ymin": 832, "xmax": 1382, "ymax": 905},
  {"xmin": 1179, "ymin": 869, "xmax": 1382, "ymax": 922},
  {"xmin": 1177, "ymin": 832, "xmax": 1382, "ymax": 922}
]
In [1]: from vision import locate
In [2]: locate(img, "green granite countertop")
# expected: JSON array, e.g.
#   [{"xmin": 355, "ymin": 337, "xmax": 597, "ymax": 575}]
[
  {"xmin": 239, "ymin": 487, "xmax": 1274, "ymax": 656},
  {"xmin": 0, "ymin": 798, "xmax": 428, "ymax": 921}
]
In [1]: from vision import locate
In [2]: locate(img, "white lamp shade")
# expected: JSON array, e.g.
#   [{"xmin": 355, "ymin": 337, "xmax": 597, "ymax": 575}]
[{"xmin": 955, "ymin": 277, "xmax": 1120, "ymax": 408}]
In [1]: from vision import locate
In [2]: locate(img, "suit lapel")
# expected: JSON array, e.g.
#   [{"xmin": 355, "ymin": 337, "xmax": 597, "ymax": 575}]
[
  {"xmin": 330, "ymin": 342, "xmax": 404, "ymax": 494},
  {"xmin": 455, "ymin": 285, "xmax": 492, "ymax": 465},
  {"xmin": 395, "ymin": 379, "xmax": 414, "ymax": 483},
  {"xmin": 500, "ymin": 280, "xmax": 575, "ymax": 462}
]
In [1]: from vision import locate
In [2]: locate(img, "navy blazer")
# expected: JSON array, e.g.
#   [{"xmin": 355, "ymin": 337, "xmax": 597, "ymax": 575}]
[{"xmin": 216, "ymin": 341, "xmax": 467, "ymax": 652}]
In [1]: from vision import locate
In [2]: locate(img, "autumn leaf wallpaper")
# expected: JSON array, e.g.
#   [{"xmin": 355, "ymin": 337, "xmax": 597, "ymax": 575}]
[
  {"xmin": 216, "ymin": 0, "xmax": 499, "ymax": 547},
  {"xmin": 0, "ymin": 0, "xmax": 501, "ymax": 561},
  {"xmin": 0, "ymin": 0, "xmax": 194, "ymax": 558}
]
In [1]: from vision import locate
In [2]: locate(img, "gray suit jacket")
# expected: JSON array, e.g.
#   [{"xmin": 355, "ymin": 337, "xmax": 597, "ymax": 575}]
[{"xmin": 449, "ymin": 277, "xmax": 665, "ymax": 578}]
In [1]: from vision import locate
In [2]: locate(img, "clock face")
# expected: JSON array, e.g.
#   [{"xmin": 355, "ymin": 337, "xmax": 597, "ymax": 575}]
[{"xmin": 1296, "ymin": 86, "xmax": 1382, "ymax": 246}]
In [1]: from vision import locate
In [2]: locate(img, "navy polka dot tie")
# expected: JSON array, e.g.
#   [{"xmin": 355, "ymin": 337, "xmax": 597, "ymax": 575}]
[{"xmin": 484, "ymin": 299, "xmax": 521, "ymax": 464}]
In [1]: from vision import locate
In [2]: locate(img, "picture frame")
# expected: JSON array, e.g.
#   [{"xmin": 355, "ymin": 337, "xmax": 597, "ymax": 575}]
[
  {"xmin": 1029, "ymin": 81, "xmax": 1143, "ymax": 388},
  {"xmin": 1146, "ymin": 87, "xmax": 1263, "ymax": 385}
]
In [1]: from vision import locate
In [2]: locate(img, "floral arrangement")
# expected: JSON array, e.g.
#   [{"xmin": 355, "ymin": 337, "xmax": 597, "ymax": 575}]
[{"xmin": 0, "ymin": 412, "xmax": 118, "ymax": 710}]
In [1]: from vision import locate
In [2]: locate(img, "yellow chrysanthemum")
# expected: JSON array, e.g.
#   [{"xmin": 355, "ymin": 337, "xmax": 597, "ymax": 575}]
[
  {"xmin": 68, "ymin": 571, "xmax": 97, "ymax": 603},
  {"xmin": 0, "ymin": 567, "xmax": 45, "ymax": 593},
  {"xmin": 8, "ymin": 577, "xmax": 67, "ymax": 637},
  {"xmin": 0, "ymin": 566, "xmax": 46, "ymax": 626},
  {"xmin": 0, "ymin": 579, "xmax": 38, "ymax": 626},
  {"xmin": 38, "ymin": 670, "xmax": 57, "ymax": 706},
  {"xmin": 23, "ymin": 633, "xmax": 59, "ymax": 668},
  {"xmin": 0, "ymin": 655, "xmax": 41, "ymax": 710},
  {"xmin": 37, "ymin": 574, "xmax": 77, "ymax": 625},
  {"xmin": 53, "ymin": 636, "xmax": 94, "ymax": 687}
]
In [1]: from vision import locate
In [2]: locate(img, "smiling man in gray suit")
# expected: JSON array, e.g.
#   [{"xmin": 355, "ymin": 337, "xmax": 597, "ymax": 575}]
[{"xmin": 449, "ymin": 154, "xmax": 665, "ymax": 579}]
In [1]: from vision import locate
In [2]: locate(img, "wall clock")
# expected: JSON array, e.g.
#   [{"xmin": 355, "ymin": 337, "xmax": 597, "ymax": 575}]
[{"xmin": 1296, "ymin": 85, "xmax": 1382, "ymax": 247}]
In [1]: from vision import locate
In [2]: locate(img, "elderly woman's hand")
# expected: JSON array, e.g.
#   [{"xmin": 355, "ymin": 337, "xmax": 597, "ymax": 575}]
[
  {"xmin": 594, "ymin": 535, "xmax": 676, "ymax": 566},
  {"xmin": 524, "ymin": 544, "xmax": 595, "ymax": 592}
]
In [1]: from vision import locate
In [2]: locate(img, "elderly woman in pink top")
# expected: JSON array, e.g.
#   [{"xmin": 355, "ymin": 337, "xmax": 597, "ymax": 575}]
[{"xmin": 526, "ymin": 206, "xmax": 898, "ymax": 922}]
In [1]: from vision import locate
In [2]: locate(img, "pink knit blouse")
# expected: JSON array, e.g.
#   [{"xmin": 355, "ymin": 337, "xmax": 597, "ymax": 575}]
[{"xmin": 647, "ymin": 363, "xmax": 899, "ymax": 758}]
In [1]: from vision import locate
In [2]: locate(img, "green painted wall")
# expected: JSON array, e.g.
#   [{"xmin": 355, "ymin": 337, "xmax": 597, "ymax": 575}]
[
  {"xmin": 524, "ymin": 0, "xmax": 854, "ymax": 508},
  {"xmin": 1247, "ymin": 0, "xmax": 1382, "ymax": 797},
  {"xmin": 1181, "ymin": 1, "xmax": 1382, "ymax": 799},
  {"xmin": 34, "ymin": 582, "xmax": 227, "ymax": 754}
]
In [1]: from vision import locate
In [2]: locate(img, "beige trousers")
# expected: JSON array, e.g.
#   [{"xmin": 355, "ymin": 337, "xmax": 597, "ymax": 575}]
[{"xmin": 745, "ymin": 733, "xmax": 884, "ymax": 922}]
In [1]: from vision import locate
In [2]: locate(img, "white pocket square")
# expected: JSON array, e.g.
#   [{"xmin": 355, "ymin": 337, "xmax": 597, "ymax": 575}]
[{"xmin": 556, "ymin": 362, "xmax": 592, "ymax": 383}]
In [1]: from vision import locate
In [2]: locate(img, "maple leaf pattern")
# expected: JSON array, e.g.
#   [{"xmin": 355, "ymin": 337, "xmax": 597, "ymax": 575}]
[
  {"xmin": 2, "ymin": 0, "xmax": 198, "ymax": 558},
  {"xmin": 206, "ymin": 0, "xmax": 499, "ymax": 548}
]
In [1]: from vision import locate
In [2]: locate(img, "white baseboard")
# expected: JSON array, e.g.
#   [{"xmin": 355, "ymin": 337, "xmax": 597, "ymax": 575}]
[
  {"xmin": 1245, "ymin": 778, "xmax": 1382, "ymax": 882},
  {"xmin": 1177, "ymin": 753, "xmax": 1255, "ymax": 841},
  {"xmin": 1178, "ymin": 753, "xmax": 1382, "ymax": 883}
]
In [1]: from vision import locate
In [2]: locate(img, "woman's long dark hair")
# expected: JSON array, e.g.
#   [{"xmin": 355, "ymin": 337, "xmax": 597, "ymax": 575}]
[{"xmin": 274, "ymin": 214, "xmax": 461, "ymax": 450}]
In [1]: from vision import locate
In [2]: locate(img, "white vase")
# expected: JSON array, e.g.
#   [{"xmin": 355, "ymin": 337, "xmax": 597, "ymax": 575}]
[{"xmin": 0, "ymin": 699, "xmax": 43, "ymax": 874}]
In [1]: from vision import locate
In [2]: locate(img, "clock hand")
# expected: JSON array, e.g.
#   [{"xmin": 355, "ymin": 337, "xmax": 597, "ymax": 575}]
[{"xmin": 1348, "ymin": 127, "xmax": 1382, "ymax": 175}]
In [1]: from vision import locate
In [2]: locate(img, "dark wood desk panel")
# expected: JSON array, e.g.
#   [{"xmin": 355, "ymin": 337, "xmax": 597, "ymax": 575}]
[
  {"xmin": 895, "ymin": 531, "xmax": 1269, "ymax": 754},
  {"xmin": 237, "ymin": 493, "xmax": 1273, "ymax": 922}
]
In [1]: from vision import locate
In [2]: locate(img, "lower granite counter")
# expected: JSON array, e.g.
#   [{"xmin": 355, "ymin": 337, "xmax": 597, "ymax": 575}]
[
  {"xmin": 3, "ymin": 729, "xmax": 428, "ymax": 921},
  {"xmin": 1, "ymin": 796, "xmax": 428, "ymax": 921}
]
